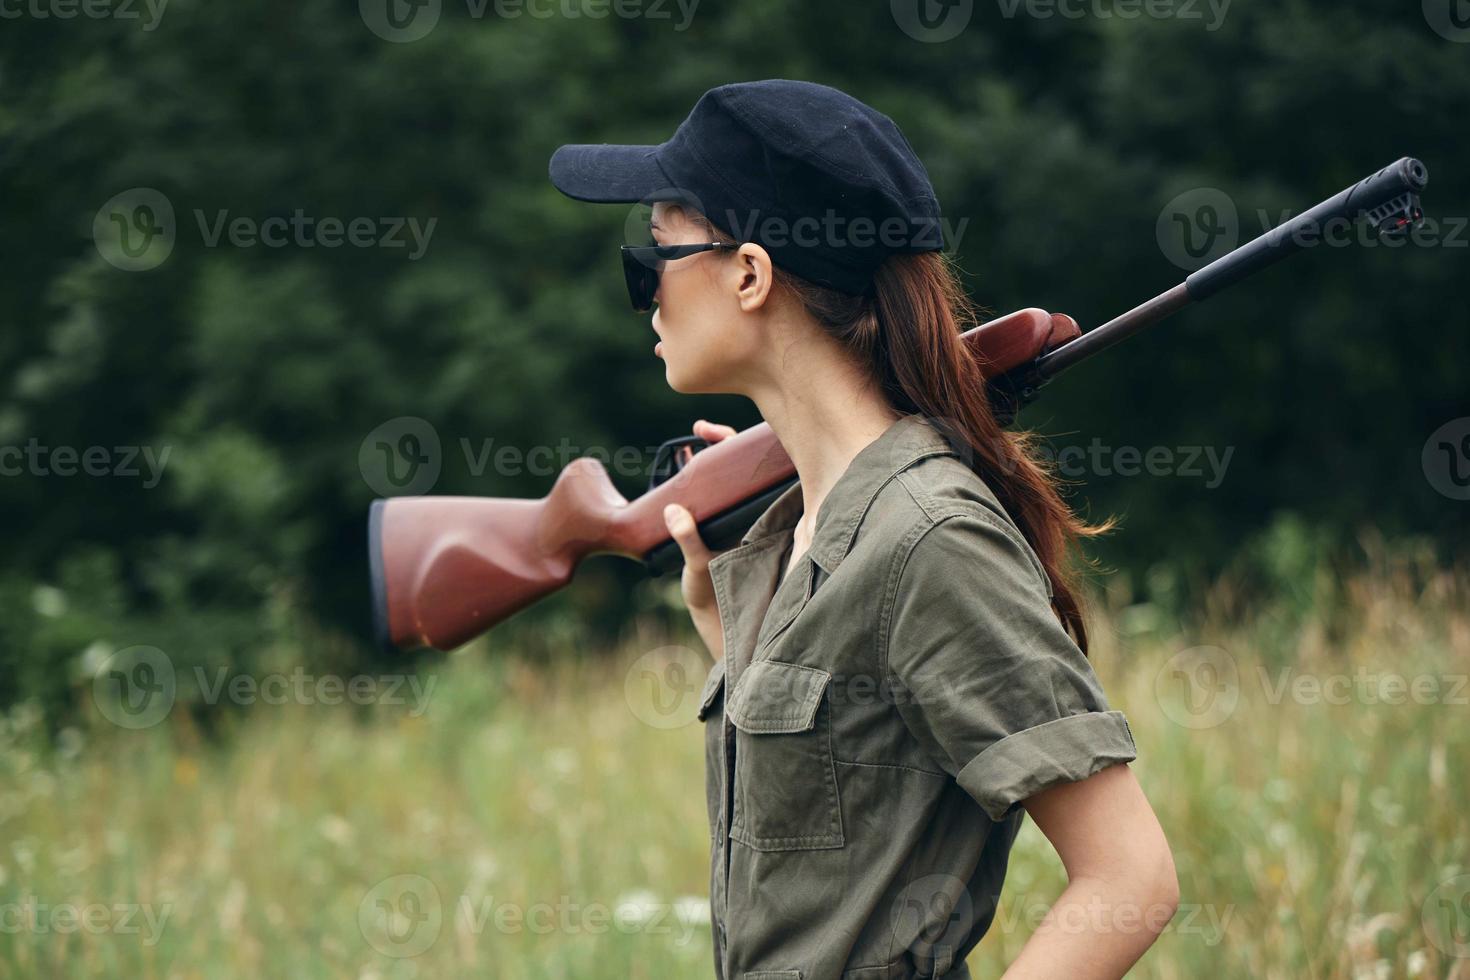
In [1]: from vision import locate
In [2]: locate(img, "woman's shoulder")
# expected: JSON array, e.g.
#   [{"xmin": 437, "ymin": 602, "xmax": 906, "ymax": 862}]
[
  {"xmin": 887, "ymin": 451, "xmax": 1021, "ymax": 533},
  {"xmin": 846, "ymin": 451, "xmax": 1034, "ymax": 571},
  {"xmin": 884, "ymin": 456, "xmax": 1054, "ymax": 599}
]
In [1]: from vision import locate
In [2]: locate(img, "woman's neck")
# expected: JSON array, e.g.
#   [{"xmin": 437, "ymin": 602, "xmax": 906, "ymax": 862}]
[{"xmin": 747, "ymin": 339, "xmax": 903, "ymax": 551}]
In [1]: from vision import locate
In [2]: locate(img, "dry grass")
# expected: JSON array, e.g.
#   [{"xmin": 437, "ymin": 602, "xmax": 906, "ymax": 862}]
[{"xmin": 1, "ymin": 546, "xmax": 1466, "ymax": 978}]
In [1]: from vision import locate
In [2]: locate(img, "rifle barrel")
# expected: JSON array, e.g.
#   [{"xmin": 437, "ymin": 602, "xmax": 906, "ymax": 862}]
[
  {"xmin": 1032, "ymin": 157, "xmax": 1428, "ymax": 381},
  {"xmin": 1035, "ymin": 284, "xmax": 1190, "ymax": 378}
]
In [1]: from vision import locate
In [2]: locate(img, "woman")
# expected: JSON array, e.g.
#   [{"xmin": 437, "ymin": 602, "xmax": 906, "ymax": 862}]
[{"xmin": 551, "ymin": 79, "xmax": 1178, "ymax": 980}]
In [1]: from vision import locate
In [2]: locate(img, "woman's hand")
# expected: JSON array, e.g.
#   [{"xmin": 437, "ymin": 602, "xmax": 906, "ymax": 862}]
[{"xmin": 662, "ymin": 419, "xmax": 738, "ymax": 660}]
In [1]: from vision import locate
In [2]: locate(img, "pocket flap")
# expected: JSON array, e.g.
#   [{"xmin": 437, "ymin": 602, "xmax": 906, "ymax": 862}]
[
  {"xmin": 728, "ymin": 660, "xmax": 830, "ymax": 734},
  {"xmin": 697, "ymin": 658, "xmax": 726, "ymax": 722}
]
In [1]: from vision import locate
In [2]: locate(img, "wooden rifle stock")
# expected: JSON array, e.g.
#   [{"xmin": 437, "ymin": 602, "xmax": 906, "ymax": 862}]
[{"xmin": 370, "ymin": 308, "xmax": 1080, "ymax": 650}]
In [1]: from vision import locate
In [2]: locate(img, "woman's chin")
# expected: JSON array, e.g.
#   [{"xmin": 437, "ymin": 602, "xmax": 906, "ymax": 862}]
[{"xmin": 662, "ymin": 361, "xmax": 709, "ymax": 395}]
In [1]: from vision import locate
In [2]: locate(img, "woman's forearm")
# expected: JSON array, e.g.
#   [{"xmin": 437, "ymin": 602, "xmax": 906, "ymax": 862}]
[
  {"xmin": 690, "ymin": 606, "xmax": 725, "ymax": 662},
  {"xmin": 999, "ymin": 872, "xmax": 1179, "ymax": 980}
]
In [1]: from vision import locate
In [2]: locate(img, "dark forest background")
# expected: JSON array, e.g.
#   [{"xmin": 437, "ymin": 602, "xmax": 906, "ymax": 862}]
[{"xmin": 2, "ymin": 0, "xmax": 1466, "ymax": 722}]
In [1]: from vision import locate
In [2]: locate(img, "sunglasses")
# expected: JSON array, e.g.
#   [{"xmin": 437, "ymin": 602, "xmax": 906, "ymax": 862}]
[{"xmin": 620, "ymin": 242, "xmax": 735, "ymax": 312}]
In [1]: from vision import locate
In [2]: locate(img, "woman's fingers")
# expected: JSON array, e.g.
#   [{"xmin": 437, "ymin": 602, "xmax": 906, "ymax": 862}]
[
  {"xmin": 693, "ymin": 418, "xmax": 738, "ymax": 443},
  {"xmin": 664, "ymin": 502, "xmax": 718, "ymax": 612},
  {"xmin": 662, "ymin": 421, "xmax": 736, "ymax": 615},
  {"xmin": 663, "ymin": 503, "xmax": 712, "ymax": 569}
]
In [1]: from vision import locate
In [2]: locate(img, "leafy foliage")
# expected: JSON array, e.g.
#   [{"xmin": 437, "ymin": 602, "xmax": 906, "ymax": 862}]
[{"xmin": 1, "ymin": 0, "xmax": 1465, "ymax": 717}]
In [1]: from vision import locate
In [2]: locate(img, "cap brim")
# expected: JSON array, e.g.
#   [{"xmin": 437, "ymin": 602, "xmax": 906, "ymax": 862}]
[{"xmin": 549, "ymin": 143, "xmax": 676, "ymax": 204}]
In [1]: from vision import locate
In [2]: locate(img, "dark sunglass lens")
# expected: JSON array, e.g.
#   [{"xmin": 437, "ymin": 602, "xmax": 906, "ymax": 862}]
[
  {"xmin": 623, "ymin": 252, "xmax": 659, "ymax": 312},
  {"xmin": 637, "ymin": 266, "xmax": 658, "ymax": 311}
]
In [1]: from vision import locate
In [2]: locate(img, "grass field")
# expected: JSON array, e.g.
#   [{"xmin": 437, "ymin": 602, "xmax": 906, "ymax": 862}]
[{"xmin": 1, "ymin": 542, "xmax": 1467, "ymax": 979}]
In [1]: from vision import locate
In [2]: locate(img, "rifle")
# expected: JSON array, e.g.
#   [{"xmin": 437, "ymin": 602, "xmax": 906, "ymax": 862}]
[{"xmin": 369, "ymin": 157, "xmax": 1427, "ymax": 652}]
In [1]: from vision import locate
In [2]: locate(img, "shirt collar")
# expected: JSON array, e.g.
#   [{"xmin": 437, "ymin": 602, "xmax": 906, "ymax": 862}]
[{"xmin": 738, "ymin": 413, "xmax": 962, "ymax": 574}]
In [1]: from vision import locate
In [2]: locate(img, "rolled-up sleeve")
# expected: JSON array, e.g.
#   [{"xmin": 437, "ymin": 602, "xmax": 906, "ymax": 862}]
[{"xmin": 884, "ymin": 507, "xmax": 1137, "ymax": 822}]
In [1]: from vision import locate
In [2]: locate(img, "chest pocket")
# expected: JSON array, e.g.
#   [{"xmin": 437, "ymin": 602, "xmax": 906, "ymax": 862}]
[{"xmin": 727, "ymin": 659, "xmax": 845, "ymax": 851}]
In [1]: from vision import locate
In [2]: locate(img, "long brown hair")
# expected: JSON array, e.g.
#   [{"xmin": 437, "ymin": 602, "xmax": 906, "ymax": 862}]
[{"xmin": 695, "ymin": 211, "xmax": 1111, "ymax": 651}]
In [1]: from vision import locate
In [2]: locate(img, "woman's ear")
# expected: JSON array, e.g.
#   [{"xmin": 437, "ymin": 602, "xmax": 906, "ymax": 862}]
[{"xmin": 731, "ymin": 242, "xmax": 775, "ymax": 312}]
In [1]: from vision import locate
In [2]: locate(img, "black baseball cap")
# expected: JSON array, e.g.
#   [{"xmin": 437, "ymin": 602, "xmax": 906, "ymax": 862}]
[{"xmin": 549, "ymin": 79, "xmax": 945, "ymax": 295}]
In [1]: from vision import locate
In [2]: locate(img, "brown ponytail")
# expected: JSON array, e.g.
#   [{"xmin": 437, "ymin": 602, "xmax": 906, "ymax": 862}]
[
  {"xmin": 857, "ymin": 253, "xmax": 1111, "ymax": 652},
  {"xmin": 691, "ymin": 207, "xmax": 1111, "ymax": 652},
  {"xmin": 777, "ymin": 252, "xmax": 1113, "ymax": 654}
]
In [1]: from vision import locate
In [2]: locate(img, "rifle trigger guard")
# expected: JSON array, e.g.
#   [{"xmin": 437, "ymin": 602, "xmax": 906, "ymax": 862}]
[{"xmin": 649, "ymin": 434, "xmax": 710, "ymax": 491}]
